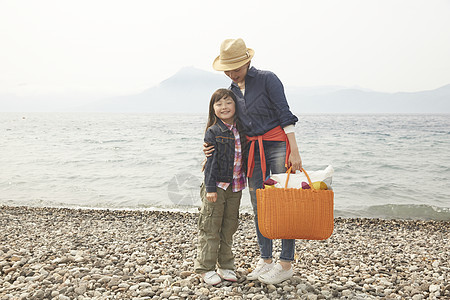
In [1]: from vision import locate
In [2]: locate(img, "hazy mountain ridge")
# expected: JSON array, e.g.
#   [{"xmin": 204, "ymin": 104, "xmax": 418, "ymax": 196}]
[
  {"xmin": 287, "ymin": 84, "xmax": 450, "ymax": 114},
  {"xmin": 90, "ymin": 67, "xmax": 450, "ymax": 113},
  {"xmin": 1, "ymin": 67, "xmax": 449, "ymax": 113},
  {"xmin": 79, "ymin": 67, "xmax": 230, "ymax": 113}
]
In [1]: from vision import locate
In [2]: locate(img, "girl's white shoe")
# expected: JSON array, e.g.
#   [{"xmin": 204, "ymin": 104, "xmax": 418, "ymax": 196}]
[
  {"xmin": 217, "ymin": 269, "xmax": 237, "ymax": 282},
  {"xmin": 202, "ymin": 271, "xmax": 221, "ymax": 285}
]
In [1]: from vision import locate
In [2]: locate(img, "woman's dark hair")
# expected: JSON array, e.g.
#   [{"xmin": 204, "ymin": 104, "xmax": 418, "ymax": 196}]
[{"xmin": 205, "ymin": 88, "xmax": 243, "ymax": 133}]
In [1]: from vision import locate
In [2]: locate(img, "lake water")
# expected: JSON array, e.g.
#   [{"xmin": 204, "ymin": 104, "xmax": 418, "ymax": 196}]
[{"xmin": 1, "ymin": 113, "xmax": 449, "ymax": 220}]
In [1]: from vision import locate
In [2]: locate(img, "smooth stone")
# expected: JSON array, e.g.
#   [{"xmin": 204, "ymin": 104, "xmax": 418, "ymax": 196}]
[
  {"xmin": 129, "ymin": 284, "xmax": 139, "ymax": 291},
  {"xmin": 342, "ymin": 289, "xmax": 353, "ymax": 297},
  {"xmin": 160, "ymin": 291, "xmax": 172, "ymax": 298},
  {"xmin": 118, "ymin": 283, "xmax": 130, "ymax": 289},
  {"xmin": 139, "ymin": 282, "xmax": 151, "ymax": 289},
  {"xmin": 306, "ymin": 293, "xmax": 318, "ymax": 300},
  {"xmin": 283, "ymin": 285, "xmax": 294, "ymax": 292},
  {"xmin": 199, "ymin": 287, "xmax": 209, "ymax": 296},
  {"xmin": 139, "ymin": 289, "xmax": 154, "ymax": 297},
  {"xmin": 74, "ymin": 285, "xmax": 87, "ymax": 295},
  {"xmin": 267, "ymin": 284, "xmax": 276, "ymax": 293},
  {"xmin": 33, "ymin": 290, "xmax": 45, "ymax": 299},
  {"xmin": 107, "ymin": 277, "xmax": 121, "ymax": 287},
  {"xmin": 429, "ymin": 284, "xmax": 440, "ymax": 293},
  {"xmin": 179, "ymin": 271, "xmax": 192, "ymax": 278}
]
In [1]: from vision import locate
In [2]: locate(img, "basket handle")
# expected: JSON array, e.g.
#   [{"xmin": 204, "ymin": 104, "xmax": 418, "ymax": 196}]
[{"xmin": 284, "ymin": 167, "xmax": 315, "ymax": 190}]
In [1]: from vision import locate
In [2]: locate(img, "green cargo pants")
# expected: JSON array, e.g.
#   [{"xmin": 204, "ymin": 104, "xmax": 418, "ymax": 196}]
[{"xmin": 194, "ymin": 183, "xmax": 242, "ymax": 274}]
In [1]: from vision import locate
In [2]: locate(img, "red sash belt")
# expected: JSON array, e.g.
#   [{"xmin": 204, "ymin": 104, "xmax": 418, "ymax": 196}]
[{"xmin": 247, "ymin": 126, "xmax": 291, "ymax": 178}]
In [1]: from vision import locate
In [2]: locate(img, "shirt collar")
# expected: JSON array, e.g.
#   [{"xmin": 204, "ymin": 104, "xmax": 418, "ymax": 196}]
[
  {"xmin": 247, "ymin": 66, "xmax": 257, "ymax": 77},
  {"xmin": 222, "ymin": 121, "xmax": 235, "ymax": 131},
  {"xmin": 217, "ymin": 118, "xmax": 235, "ymax": 132}
]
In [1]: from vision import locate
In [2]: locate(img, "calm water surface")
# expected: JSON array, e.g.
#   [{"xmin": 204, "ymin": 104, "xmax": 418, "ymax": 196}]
[{"xmin": 1, "ymin": 113, "xmax": 449, "ymax": 220}]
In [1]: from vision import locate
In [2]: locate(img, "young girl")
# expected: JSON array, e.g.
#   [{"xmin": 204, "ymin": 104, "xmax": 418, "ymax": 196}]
[{"xmin": 194, "ymin": 88, "xmax": 246, "ymax": 285}]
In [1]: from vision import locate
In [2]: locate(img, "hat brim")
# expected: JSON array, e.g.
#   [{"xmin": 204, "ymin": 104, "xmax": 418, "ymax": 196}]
[{"xmin": 212, "ymin": 48, "xmax": 255, "ymax": 71}]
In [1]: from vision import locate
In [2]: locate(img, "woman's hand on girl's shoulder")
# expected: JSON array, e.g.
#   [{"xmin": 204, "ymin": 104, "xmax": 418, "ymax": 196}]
[{"xmin": 203, "ymin": 142, "xmax": 215, "ymax": 157}]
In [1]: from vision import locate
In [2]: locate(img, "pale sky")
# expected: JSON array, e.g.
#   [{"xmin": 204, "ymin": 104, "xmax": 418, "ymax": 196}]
[{"xmin": 1, "ymin": 0, "xmax": 449, "ymax": 100}]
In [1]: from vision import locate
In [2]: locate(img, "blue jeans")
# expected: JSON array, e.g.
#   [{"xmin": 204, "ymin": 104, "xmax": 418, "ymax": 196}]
[{"xmin": 248, "ymin": 141, "xmax": 295, "ymax": 261}]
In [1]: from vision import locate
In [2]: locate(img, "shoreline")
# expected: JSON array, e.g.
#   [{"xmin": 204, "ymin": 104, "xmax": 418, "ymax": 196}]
[
  {"xmin": 0, "ymin": 205, "xmax": 449, "ymax": 299},
  {"xmin": 2, "ymin": 203, "xmax": 449, "ymax": 222}
]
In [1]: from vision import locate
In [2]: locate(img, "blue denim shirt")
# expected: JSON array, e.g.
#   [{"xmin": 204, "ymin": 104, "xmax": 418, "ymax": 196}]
[
  {"xmin": 203, "ymin": 119, "xmax": 247, "ymax": 193},
  {"xmin": 230, "ymin": 66, "xmax": 298, "ymax": 137}
]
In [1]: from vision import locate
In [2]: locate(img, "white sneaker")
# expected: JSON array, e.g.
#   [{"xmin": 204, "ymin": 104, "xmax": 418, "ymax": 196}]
[
  {"xmin": 258, "ymin": 263, "xmax": 294, "ymax": 284},
  {"xmin": 201, "ymin": 271, "xmax": 221, "ymax": 285},
  {"xmin": 247, "ymin": 259, "xmax": 275, "ymax": 280},
  {"xmin": 217, "ymin": 269, "xmax": 237, "ymax": 282}
]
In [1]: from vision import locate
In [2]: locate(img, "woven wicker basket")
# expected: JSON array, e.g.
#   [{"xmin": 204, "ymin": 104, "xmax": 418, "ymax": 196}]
[{"xmin": 256, "ymin": 168, "xmax": 334, "ymax": 240}]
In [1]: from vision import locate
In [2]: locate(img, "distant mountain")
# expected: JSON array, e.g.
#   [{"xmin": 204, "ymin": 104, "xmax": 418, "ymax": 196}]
[
  {"xmin": 79, "ymin": 67, "xmax": 230, "ymax": 113},
  {"xmin": 287, "ymin": 84, "xmax": 450, "ymax": 113},
  {"xmin": 82, "ymin": 67, "xmax": 449, "ymax": 113},
  {"xmin": 2, "ymin": 67, "xmax": 450, "ymax": 113}
]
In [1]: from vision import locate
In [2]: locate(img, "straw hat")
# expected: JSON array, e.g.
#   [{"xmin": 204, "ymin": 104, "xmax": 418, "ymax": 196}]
[{"xmin": 213, "ymin": 38, "xmax": 255, "ymax": 71}]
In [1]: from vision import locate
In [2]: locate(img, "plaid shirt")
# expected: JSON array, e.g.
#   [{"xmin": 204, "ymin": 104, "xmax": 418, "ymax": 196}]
[{"xmin": 217, "ymin": 122, "xmax": 246, "ymax": 192}]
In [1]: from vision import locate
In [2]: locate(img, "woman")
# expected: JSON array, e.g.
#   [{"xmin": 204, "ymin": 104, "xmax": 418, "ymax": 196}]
[{"xmin": 207, "ymin": 38, "xmax": 302, "ymax": 284}]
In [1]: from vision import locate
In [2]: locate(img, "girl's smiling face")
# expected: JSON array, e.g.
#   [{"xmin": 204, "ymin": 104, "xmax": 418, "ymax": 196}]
[{"xmin": 213, "ymin": 95, "xmax": 236, "ymax": 124}]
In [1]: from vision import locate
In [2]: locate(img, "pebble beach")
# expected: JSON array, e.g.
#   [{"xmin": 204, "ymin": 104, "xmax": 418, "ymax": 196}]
[{"xmin": 0, "ymin": 206, "xmax": 448, "ymax": 300}]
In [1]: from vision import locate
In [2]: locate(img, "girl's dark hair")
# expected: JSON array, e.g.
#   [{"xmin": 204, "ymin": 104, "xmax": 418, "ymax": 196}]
[{"xmin": 206, "ymin": 89, "xmax": 243, "ymax": 133}]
